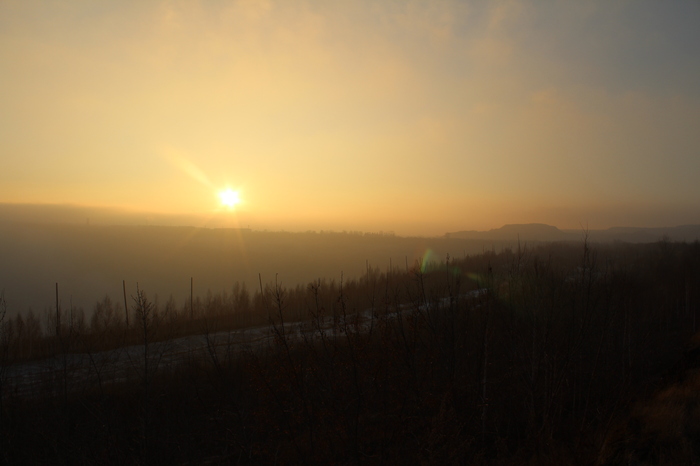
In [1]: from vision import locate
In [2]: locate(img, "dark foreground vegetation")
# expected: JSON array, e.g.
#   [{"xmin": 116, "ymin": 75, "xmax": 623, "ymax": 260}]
[{"xmin": 2, "ymin": 238, "xmax": 700, "ymax": 464}]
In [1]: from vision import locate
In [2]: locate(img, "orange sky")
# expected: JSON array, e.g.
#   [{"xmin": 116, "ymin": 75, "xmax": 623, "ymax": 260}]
[{"xmin": 1, "ymin": 1, "xmax": 699, "ymax": 235}]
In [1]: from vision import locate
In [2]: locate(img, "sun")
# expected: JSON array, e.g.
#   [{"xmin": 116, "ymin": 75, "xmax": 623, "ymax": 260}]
[{"xmin": 219, "ymin": 188, "xmax": 240, "ymax": 208}]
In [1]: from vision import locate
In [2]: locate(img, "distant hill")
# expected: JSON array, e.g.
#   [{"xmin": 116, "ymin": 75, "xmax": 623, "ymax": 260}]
[
  {"xmin": 446, "ymin": 224, "xmax": 700, "ymax": 243},
  {"xmin": 446, "ymin": 223, "xmax": 573, "ymax": 242},
  {"xmin": 0, "ymin": 203, "xmax": 247, "ymax": 229}
]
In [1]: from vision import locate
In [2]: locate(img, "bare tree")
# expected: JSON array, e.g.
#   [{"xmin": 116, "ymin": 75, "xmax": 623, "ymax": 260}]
[
  {"xmin": 0, "ymin": 290, "xmax": 8, "ymax": 424},
  {"xmin": 129, "ymin": 284, "xmax": 172, "ymax": 462},
  {"xmin": 132, "ymin": 284, "xmax": 155, "ymax": 461}
]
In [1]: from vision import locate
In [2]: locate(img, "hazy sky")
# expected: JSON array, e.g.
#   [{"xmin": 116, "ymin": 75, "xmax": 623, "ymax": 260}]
[{"xmin": 1, "ymin": 0, "xmax": 699, "ymax": 235}]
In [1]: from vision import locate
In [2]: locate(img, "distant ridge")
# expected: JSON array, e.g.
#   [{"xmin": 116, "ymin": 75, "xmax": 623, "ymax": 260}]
[
  {"xmin": 446, "ymin": 223, "xmax": 570, "ymax": 242},
  {"xmin": 446, "ymin": 224, "xmax": 700, "ymax": 243},
  {"xmin": 0, "ymin": 202, "xmax": 243, "ymax": 229}
]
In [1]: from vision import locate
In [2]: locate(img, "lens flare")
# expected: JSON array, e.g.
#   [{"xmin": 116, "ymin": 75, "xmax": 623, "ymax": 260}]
[{"xmin": 421, "ymin": 248, "xmax": 438, "ymax": 273}]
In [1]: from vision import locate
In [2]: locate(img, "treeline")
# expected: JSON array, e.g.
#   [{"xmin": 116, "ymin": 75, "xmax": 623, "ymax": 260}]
[
  {"xmin": 1, "ymin": 239, "xmax": 700, "ymax": 464},
  {"xmin": 0, "ymin": 261, "xmax": 449, "ymax": 362}
]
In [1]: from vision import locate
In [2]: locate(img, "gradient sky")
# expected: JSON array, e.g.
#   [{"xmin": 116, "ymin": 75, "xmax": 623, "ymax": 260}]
[{"xmin": 1, "ymin": 0, "xmax": 699, "ymax": 235}]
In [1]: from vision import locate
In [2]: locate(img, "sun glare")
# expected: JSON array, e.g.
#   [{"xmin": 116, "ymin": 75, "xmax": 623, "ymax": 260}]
[{"xmin": 219, "ymin": 189, "xmax": 240, "ymax": 208}]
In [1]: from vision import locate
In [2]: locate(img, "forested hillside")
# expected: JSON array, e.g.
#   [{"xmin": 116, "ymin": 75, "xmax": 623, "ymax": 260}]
[{"xmin": 2, "ymin": 239, "xmax": 700, "ymax": 463}]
